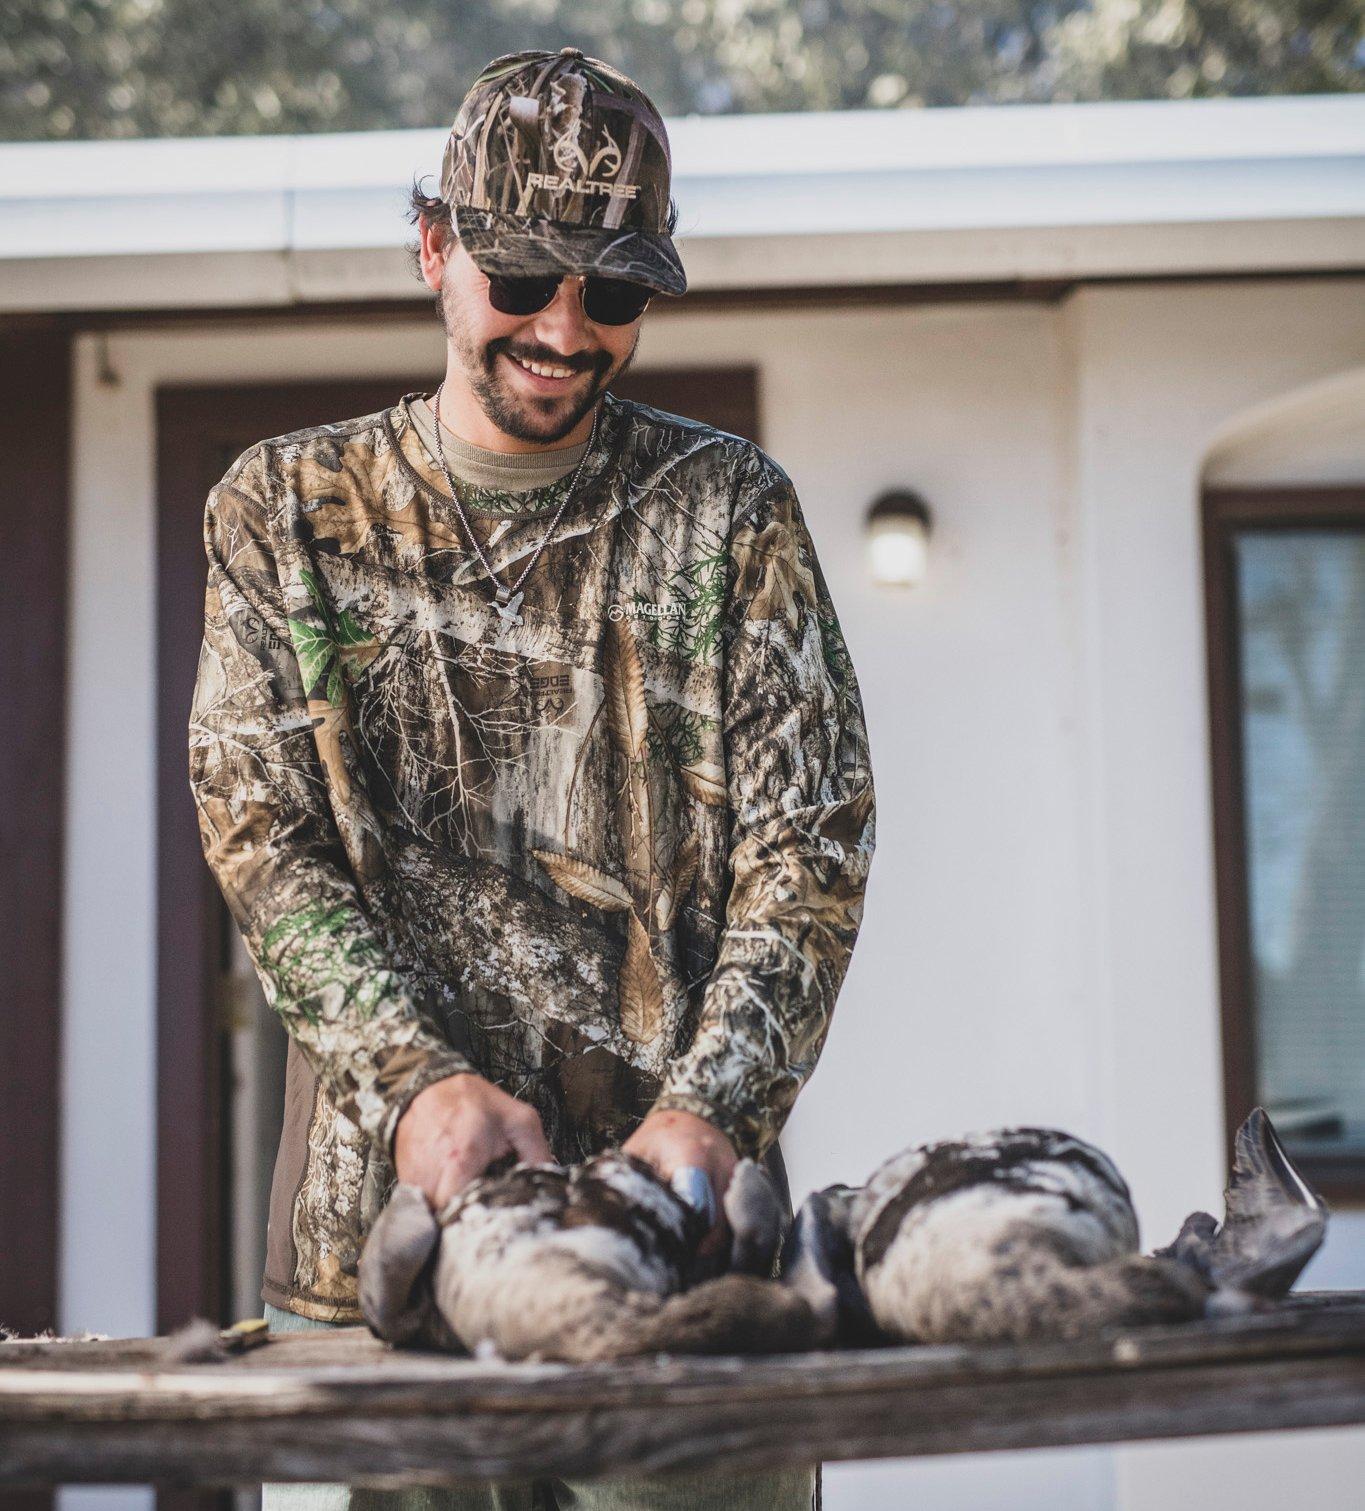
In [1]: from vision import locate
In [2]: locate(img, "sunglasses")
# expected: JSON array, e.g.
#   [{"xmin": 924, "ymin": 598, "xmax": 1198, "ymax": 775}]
[{"xmin": 485, "ymin": 271, "xmax": 653, "ymax": 326}]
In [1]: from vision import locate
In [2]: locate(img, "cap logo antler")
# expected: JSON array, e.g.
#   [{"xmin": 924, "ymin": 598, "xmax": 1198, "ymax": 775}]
[{"xmin": 587, "ymin": 124, "xmax": 623, "ymax": 180}]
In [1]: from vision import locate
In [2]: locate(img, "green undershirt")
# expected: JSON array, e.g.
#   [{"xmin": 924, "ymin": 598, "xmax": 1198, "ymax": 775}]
[{"xmin": 409, "ymin": 395, "xmax": 590, "ymax": 514}]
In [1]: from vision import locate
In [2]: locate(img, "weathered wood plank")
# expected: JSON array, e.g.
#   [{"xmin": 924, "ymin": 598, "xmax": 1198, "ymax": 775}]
[
  {"xmin": 1, "ymin": 1294, "xmax": 1363, "ymax": 1487},
  {"xmin": 6, "ymin": 1296, "xmax": 1365, "ymax": 1400}
]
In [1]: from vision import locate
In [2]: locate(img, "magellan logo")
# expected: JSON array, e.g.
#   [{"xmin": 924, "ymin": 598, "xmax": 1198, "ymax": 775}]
[{"xmin": 607, "ymin": 600, "xmax": 686, "ymax": 623}]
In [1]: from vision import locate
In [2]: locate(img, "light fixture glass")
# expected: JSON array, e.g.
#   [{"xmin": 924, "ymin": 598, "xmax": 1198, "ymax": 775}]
[{"xmin": 865, "ymin": 490, "xmax": 932, "ymax": 587}]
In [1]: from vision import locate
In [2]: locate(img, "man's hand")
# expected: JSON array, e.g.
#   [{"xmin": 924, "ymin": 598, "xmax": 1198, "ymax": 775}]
[
  {"xmin": 622, "ymin": 1107, "xmax": 738, "ymax": 1259},
  {"xmin": 394, "ymin": 1073, "xmax": 553, "ymax": 1212}
]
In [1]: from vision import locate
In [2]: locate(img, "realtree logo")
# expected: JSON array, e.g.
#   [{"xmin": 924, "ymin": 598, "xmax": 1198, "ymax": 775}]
[
  {"xmin": 526, "ymin": 171, "xmax": 640, "ymax": 200},
  {"xmin": 607, "ymin": 601, "xmax": 685, "ymax": 623},
  {"xmin": 532, "ymin": 117, "xmax": 641, "ymax": 200}
]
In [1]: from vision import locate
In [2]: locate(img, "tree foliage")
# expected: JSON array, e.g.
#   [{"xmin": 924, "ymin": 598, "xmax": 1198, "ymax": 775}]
[{"xmin": 2, "ymin": 0, "xmax": 1361, "ymax": 142}]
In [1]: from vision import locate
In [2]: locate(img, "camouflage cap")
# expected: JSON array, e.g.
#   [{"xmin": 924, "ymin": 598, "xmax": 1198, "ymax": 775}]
[{"xmin": 440, "ymin": 46, "xmax": 687, "ymax": 299}]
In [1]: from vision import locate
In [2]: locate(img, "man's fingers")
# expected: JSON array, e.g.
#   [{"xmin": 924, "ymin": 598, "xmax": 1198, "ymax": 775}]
[
  {"xmin": 431, "ymin": 1127, "xmax": 502, "ymax": 1211},
  {"xmin": 403, "ymin": 1087, "xmax": 552, "ymax": 1213},
  {"xmin": 496, "ymin": 1097, "xmax": 551, "ymax": 1163},
  {"xmin": 430, "ymin": 1109, "xmax": 548, "ymax": 1210},
  {"xmin": 432, "ymin": 1155, "xmax": 474, "ymax": 1214},
  {"xmin": 506, "ymin": 1106, "xmax": 553, "ymax": 1165}
]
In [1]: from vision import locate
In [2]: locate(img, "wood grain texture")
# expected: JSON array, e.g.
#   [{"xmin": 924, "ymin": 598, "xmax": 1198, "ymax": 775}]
[{"xmin": 2, "ymin": 1294, "xmax": 1363, "ymax": 1487}]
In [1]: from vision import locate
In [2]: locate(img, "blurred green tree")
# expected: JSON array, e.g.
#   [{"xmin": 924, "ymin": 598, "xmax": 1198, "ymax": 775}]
[{"xmin": 2, "ymin": 0, "xmax": 1360, "ymax": 142}]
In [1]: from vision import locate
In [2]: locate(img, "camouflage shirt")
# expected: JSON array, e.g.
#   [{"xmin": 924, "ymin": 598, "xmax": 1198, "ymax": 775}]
[{"xmin": 188, "ymin": 389, "xmax": 877, "ymax": 1320}]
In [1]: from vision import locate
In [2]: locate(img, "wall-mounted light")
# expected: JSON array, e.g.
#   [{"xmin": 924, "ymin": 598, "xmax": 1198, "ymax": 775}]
[{"xmin": 865, "ymin": 489, "xmax": 932, "ymax": 587}]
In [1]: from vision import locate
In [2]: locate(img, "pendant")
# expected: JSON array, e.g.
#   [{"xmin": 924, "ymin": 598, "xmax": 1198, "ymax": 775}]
[{"xmin": 493, "ymin": 587, "xmax": 524, "ymax": 625}]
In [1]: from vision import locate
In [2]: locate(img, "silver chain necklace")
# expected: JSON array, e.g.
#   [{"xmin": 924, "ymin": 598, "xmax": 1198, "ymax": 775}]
[{"xmin": 427, "ymin": 382, "xmax": 602, "ymax": 627}]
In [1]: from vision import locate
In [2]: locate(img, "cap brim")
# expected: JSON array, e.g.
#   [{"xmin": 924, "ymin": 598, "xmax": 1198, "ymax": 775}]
[{"xmin": 453, "ymin": 206, "xmax": 687, "ymax": 298}]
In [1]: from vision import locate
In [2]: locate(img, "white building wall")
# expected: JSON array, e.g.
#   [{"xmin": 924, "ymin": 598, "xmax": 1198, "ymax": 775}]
[
  {"xmin": 1053, "ymin": 279, "xmax": 1365, "ymax": 1511},
  {"xmin": 62, "ymin": 273, "xmax": 1365, "ymax": 1511}
]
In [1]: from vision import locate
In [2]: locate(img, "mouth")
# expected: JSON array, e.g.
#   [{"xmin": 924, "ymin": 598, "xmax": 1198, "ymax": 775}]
[{"xmin": 503, "ymin": 351, "xmax": 588, "ymax": 393}]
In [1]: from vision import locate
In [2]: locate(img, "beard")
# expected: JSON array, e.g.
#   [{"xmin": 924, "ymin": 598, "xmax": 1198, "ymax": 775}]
[{"xmin": 438, "ymin": 265, "xmax": 640, "ymax": 446}]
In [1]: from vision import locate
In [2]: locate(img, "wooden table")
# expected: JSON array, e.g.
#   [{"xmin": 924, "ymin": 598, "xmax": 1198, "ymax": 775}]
[{"xmin": 3, "ymin": 1293, "xmax": 1364, "ymax": 1488}]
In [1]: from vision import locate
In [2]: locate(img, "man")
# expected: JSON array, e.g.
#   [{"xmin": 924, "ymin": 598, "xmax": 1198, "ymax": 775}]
[{"xmin": 188, "ymin": 45, "xmax": 876, "ymax": 1510}]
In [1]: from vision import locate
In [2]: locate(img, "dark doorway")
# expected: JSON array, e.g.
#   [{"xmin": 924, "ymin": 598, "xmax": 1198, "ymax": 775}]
[
  {"xmin": 155, "ymin": 366, "xmax": 762, "ymax": 1332},
  {"xmin": 0, "ymin": 330, "xmax": 71, "ymax": 1511}
]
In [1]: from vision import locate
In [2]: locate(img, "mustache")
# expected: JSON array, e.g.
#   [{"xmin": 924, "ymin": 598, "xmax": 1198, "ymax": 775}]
[{"xmin": 492, "ymin": 340, "xmax": 604, "ymax": 375}]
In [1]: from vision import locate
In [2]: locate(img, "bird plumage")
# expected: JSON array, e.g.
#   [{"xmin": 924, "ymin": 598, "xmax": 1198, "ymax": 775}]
[
  {"xmin": 359, "ymin": 1151, "xmax": 816, "ymax": 1361},
  {"xmin": 359, "ymin": 1109, "xmax": 1326, "ymax": 1361},
  {"xmin": 781, "ymin": 1110, "xmax": 1327, "ymax": 1347}
]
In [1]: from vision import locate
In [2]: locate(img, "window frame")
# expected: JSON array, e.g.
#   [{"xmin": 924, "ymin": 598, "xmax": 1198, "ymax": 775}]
[{"xmin": 1203, "ymin": 484, "xmax": 1365, "ymax": 1205}]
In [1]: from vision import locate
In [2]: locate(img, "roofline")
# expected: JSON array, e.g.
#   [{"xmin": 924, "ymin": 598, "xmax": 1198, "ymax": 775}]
[{"xmin": 3, "ymin": 94, "xmax": 1363, "ymax": 312}]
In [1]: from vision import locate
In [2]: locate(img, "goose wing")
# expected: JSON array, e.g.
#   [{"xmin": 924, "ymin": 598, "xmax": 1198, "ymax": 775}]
[
  {"xmin": 358, "ymin": 1182, "xmax": 459, "ymax": 1349},
  {"xmin": 1208, "ymin": 1107, "xmax": 1329, "ymax": 1298}
]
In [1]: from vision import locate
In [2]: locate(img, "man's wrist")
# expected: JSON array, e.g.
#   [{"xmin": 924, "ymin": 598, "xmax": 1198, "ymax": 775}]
[
  {"xmin": 381, "ymin": 1057, "xmax": 478, "ymax": 1163},
  {"xmin": 645, "ymin": 1095, "xmax": 739, "ymax": 1152}
]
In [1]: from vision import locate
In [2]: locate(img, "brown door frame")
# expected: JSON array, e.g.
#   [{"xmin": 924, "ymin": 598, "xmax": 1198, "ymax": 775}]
[
  {"xmin": 155, "ymin": 368, "xmax": 760, "ymax": 1329},
  {"xmin": 0, "ymin": 330, "xmax": 69, "ymax": 1511},
  {"xmin": 156, "ymin": 379, "xmax": 431, "ymax": 1331},
  {"xmin": 1202, "ymin": 483, "xmax": 1365, "ymax": 1203},
  {"xmin": 0, "ymin": 332, "xmax": 70, "ymax": 1343}
]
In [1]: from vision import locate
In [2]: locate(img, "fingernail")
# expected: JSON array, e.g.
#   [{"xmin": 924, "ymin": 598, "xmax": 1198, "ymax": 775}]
[{"xmin": 671, "ymin": 1166, "xmax": 717, "ymax": 1228}]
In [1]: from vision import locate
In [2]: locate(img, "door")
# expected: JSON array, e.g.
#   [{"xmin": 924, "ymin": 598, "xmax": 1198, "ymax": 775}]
[{"xmin": 156, "ymin": 365, "xmax": 761, "ymax": 1331}]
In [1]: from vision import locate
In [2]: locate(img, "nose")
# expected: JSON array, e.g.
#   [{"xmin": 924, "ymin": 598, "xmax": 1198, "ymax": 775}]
[{"xmin": 527, "ymin": 277, "xmax": 593, "ymax": 358}]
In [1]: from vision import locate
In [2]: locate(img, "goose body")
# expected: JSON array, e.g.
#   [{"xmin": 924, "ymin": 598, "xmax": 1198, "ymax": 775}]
[
  {"xmin": 360, "ymin": 1110, "xmax": 1325, "ymax": 1360},
  {"xmin": 783, "ymin": 1109, "xmax": 1328, "ymax": 1347},
  {"xmin": 359, "ymin": 1151, "xmax": 815, "ymax": 1361},
  {"xmin": 850, "ymin": 1127, "xmax": 1206, "ymax": 1344}
]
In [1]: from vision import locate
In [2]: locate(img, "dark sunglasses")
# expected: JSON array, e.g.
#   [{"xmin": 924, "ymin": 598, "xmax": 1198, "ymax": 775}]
[{"xmin": 485, "ymin": 271, "xmax": 653, "ymax": 326}]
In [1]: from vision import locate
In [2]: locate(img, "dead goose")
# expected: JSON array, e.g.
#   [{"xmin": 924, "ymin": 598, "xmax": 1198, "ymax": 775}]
[
  {"xmin": 781, "ymin": 1107, "xmax": 1328, "ymax": 1347},
  {"xmin": 359, "ymin": 1150, "xmax": 817, "ymax": 1362}
]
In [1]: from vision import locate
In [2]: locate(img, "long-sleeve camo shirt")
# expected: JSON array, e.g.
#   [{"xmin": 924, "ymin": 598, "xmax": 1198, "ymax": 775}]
[{"xmin": 188, "ymin": 388, "xmax": 877, "ymax": 1320}]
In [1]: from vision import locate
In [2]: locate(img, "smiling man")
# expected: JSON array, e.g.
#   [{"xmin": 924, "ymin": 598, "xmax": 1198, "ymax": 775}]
[
  {"xmin": 427, "ymin": 223, "xmax": 635, "ymax": 453},
  {"xmin": 189, "ymin": 44, "xmax": 875, "ymax": 1511}
]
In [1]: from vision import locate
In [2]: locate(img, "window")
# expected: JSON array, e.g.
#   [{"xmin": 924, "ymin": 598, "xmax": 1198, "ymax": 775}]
[{"xmin": 1205, "ymin": 487, "xmax": 1365, "ymax": 1200}]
